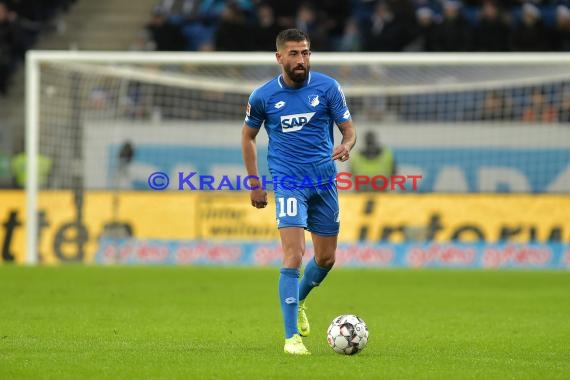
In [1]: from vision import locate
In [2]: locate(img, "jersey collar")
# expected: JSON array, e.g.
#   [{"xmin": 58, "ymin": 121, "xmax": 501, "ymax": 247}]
[{"xmin": 278, "ymin": 72, "xmax": 312, "ymax": 89}]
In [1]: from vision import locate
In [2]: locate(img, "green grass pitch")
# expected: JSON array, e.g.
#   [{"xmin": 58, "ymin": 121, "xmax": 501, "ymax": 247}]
[{"xmin": 0, "ymin": 266, "xmax": 569, "ymax": 379}]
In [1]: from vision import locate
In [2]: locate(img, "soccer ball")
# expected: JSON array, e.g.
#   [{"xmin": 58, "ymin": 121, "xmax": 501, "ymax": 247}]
[{"xmin": 326, "ymin": 314, "xmax": 369, "ymax": 355}]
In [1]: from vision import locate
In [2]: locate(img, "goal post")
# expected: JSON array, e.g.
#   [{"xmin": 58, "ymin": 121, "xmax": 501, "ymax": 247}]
[
  {"xmin": 24, "ymin": 51, "xmax": 570, "ymax": 265},
  {"xmin": 25, "ymin": 51, "xmax": 40, "ymax": 265}
]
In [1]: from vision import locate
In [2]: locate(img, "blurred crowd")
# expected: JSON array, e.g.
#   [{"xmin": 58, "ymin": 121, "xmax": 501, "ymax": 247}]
[
  {"xmin": 0, "ymin": 0, "xmax": 76, "ymax": 96},
  {"xmin": 141, "ymin": 0, "xmax": 570, "ymax": 53},
  {"xmin": 1, "ymin": 0, "xmax": 569, "ymax": 96},
  {"xmin": 394, "ymin": 84, "xmax": 570, "ymax": 123}
]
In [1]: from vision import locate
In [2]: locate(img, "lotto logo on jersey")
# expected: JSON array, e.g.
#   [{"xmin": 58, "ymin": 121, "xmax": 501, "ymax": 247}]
[{"xmin": 280, "ymin": 112, "xmax": 316, "ymax": 133}]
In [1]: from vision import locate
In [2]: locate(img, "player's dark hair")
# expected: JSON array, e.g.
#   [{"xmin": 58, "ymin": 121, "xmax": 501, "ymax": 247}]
[{"xmin": 276, "ymin": 29, "xmax": 310, "ymax": 51}]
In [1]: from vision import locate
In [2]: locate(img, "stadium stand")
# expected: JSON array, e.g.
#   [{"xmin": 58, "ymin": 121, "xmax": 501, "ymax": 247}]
[
  {"xmin": 0, "ymin": 0, "xmax": 77, "ymax": 96},
  {"xmin": 141, "ymin": 0, "xmax": 570, "ymax": 53}
]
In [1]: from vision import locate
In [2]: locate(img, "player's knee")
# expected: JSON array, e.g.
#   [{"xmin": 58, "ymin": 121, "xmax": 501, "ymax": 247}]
[
  {"xmin": 283, "ymin": 245, "xmax": 304, "ymax": 268},
  {"xmin": 316, "ymin": 255, "xmax": 335, "ymax": 268},
  {"xmin": 283, "ymin": 255, "xmax": 303, "ymax": 268}
]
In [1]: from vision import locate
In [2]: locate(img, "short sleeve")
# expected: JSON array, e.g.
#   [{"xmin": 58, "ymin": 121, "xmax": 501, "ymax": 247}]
[
  {"xmin": 328, "ymin": 80, "xmax": 352, "ymax": 124},
  {"xmin": 244, "ymin": 89, "xmax": 265, "ymax": 129}
]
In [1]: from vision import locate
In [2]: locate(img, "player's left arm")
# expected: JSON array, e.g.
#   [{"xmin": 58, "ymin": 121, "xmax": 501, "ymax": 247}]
[
  {"xmin": 332, "ymin": 120, "xmax": 356, "ymax": 162},
  {"xmin": 328, "ymin": 81, "xmax": 356, "ymax": 162}
]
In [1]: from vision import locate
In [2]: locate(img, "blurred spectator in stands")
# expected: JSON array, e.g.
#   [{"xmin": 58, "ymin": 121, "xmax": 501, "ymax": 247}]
[
  {"xmin": 350, "ymin": 131, "xmax": 396, "ymax": 192},
  {"xmin": 363, "ymin": 0, "xmax": 418, "ymax": 52},
  {"xmin": 473, "ymin": 1, "xmax": 511, "ymax": 51},
  {"xmin": 264, "ymin": 0, "xmax": 302, "ymax": 28},
  {"xmin": 250, "ymin": 2, "xmax": 280, "ymax": 51},
  {"xmin": 0, "ymin": 149, "xmax": 11, "ymax": 188},
  {"xmin": 338, "ymin": 17, "xmax": 362, "ymax": 51},
  {"xmin": 178, "ymin": 0, "xmax": 231, "ymax": 51},
  {"xmin": 0, "ymin": 43, "xmax": 9, "ymax": 96},
  {"xmin": 387, "ymin": 0, "xmax": 416, "ymax": 19},
  {"xmin": 510, "ymin": 3, "xmax": 549, "ymax": 51},
  {"xmin": 214, "ymin": 2, "xmax": 250, "ymax": 50},
  {"xmin": 198, "ymin": 0, "xmax": 230, "ymax": 21},
  {"xmin": 412, "ymin": 0, "xmax": 439, "ymax": 7},
  {"xmin": 550, "ymin": 5, "xmax": 570, "ymax": 51},
  {"xmin": 313, "ymin": 0, "xmax": 351, "ymax": 49},
  {"xmin": 408, "ymin": 6, "xmax": 439, "ymax": 51},
  {"xmin": 558, "ymin": 85, "xmax": 570, "ymax": 123},
  {"xmin": 6, "ymin": 0, "xmax": 69, "ymax": 23},
  {"xmin": 350, "ymin": 0, "xmax": 377, "ymax": 28},
  {"xmin": 10, "ymin": 139, "xmax": 53, "ymax": 188},
  {"xmin": 295, "ymin": 2, "xmax": 328, "ymax": 51},
  {"xmin": 124, "ymin": 82, "xmax": 149, "ymax": 119},
  {"xmin": 479, "ymin": 90, "xmax": 516, "ymax": 121},
  {"xmin": 0, "ymin": 2, "xmax": 27, "ymax": 95},
  {"xmin": 522, "ymin": 87, "xmax": 558, "ymax": 123},
  {"xmin": 433, "ymin": 0, "xmax": 472, "ymax": 51},
  {"xmin": 146, "ymin": 6, "xmax": 186, "ymax": 51}
]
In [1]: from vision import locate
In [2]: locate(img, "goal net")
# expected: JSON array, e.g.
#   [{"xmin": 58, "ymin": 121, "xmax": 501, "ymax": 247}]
[{"xmin": 23, "ymin": 52, "xmax": 570, "ymax": 264}]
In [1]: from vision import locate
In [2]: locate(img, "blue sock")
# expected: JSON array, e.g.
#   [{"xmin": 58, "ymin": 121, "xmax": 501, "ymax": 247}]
[
  {"xmin": 279, "ymin": 268, "xmax": 300, "ymax": 339},
  {"xmin": 299, "ymin": 257, "xmax": 331, "ymax": 301}
]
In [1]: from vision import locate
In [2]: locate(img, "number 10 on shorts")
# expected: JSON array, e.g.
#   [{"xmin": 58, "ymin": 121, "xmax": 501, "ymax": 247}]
[{"xmin": 278, "ymin": 197, "xmax": 298, "ymax": 217}]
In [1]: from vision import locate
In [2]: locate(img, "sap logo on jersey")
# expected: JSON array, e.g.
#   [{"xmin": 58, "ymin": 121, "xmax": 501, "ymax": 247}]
[{"xmin": 281, "ymin": 112, "xmax": 315, "ymax": 132}]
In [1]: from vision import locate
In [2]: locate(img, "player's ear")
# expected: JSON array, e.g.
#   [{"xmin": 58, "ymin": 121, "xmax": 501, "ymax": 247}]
[{"xmin": 275, "ymin": 51, "xmax": 282, "ymax": 64}]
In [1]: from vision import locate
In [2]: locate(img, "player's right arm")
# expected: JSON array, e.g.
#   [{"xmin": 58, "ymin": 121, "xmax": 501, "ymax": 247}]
[
  {"xmin": 241, "ymin": 124, "xmax": 267, "ymax": 208},
  {"xmin": 241, "ymin": 90, "xmax": 268, "ymax": 208}
]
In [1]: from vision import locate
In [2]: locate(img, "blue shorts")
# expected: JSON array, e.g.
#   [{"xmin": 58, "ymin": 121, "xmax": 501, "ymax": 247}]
[{"xmin": 274, "ymin": 183, "xmax": 339, "ymax": 236}]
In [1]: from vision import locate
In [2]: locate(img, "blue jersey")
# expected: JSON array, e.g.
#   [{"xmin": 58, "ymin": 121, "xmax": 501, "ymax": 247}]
[{"xmin": 245, "ymin": 71, "xmax": 351, "ymax": 186}]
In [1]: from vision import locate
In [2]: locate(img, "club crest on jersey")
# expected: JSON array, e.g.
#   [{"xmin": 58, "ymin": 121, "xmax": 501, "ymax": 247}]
[
  {"xmin": 308, "ymin": 95, "xmax": 320, "ymax": 107},
  {"xmin": 280, "ymin": 112, "xmax": 316, "ymax": 133}
]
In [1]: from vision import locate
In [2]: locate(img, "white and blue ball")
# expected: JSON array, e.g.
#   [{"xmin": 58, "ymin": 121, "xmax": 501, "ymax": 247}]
[{"xmin": 326, "ymin": 314, "xmax": 369, "ymax": 355}]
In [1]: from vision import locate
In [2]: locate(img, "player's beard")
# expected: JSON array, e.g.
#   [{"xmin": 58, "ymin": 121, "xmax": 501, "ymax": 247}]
[{"xmin": 285, "ymin": 63, "xmax": 310, "ymax": 84}]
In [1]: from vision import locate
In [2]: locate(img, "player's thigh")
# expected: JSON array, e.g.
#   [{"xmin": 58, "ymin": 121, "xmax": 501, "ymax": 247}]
[
  {"xmin": 307, "ymin": 184, "xmax": 340, "ymax": 237},
  {"xmin": 274, "ymin": 187, "xmax": 309, "ymax": 229}
]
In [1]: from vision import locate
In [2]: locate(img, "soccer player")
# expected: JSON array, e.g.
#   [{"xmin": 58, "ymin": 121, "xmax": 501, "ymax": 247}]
[{"xmin": 241, "ymin": 29, "xmax": 357, "ymax": 355}]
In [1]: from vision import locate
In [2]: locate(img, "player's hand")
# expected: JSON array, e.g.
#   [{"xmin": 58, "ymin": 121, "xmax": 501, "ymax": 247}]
[
  {"xmin": 332, "ymin": 144, "xmax": 350, "ymax": 162},
  {"xmin": 250, "ymin": 188, "xmax": 268, "ymax": 208}
]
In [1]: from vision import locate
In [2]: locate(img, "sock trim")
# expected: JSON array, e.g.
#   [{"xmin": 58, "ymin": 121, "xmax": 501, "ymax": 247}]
[
  {"xmin": 312, "ymin": 257, "xmax": 332, "ymax": 272},
  {"xmin": 280, "ymin": 267, "xmax": 300, "ymax": 277}
]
